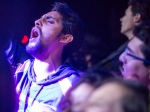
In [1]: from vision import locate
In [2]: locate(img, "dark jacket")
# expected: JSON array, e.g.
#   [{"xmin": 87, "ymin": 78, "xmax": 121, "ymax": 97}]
[{"xmin": 91, "ymin": 41, "xmax": 129, "ymax": 76}]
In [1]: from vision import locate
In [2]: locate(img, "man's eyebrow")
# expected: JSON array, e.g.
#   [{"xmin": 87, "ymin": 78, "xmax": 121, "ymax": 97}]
[
  {"xmin": 40, "ymin": 15, "xmax": 57, "ymax": 20},
  {"xmin": 46, "ymin": 16, "xmax": 57, "ymax": 20},
  {"xmin": 126, "ymin": 46, "xmax": 134, "ymax": 53}
]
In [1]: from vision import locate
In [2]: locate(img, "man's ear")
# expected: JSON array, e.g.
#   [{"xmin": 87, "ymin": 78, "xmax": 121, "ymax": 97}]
[
  {"xmin": 134, "ymin": 13, "xmax": 142, "ymax": 23},
  {"xmin": 59, "ymin": 34, "xmax": 73, "ymax": 44}
]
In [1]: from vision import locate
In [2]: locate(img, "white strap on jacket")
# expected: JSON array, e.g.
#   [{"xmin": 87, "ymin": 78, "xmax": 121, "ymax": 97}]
[{"xmin": 58, "ymin": 78, "xmax": 72, "ymax": 96}]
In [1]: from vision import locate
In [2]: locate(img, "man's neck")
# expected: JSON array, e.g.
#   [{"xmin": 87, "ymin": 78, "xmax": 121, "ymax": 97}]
[
  {"xmin": 33, "ymin": 57, "xmax": 62, "ymax": 81},
  {"xmin": 125, "ymin": 32, "xmax": 134, "ymax": 40}
]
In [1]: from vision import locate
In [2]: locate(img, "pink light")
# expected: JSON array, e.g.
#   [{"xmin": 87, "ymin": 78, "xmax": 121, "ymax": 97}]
[{"xmin": 22, "ymin": 35, "xmax": 28, "ymax": 44}]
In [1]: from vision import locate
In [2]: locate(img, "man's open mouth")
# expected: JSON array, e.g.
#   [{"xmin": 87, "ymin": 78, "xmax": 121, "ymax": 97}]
[{"xmin": 31, "ymin": 27, "xmax": 40, "ymax": 39}]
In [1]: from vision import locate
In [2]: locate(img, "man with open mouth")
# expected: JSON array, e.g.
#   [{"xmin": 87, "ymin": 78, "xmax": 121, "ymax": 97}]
[{"xmin": 5, "ymin": 2, "xmax": 84, "ymax": 112}]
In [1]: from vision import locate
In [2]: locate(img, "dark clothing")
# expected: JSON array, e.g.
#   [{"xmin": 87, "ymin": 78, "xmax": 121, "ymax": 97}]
[
  {"xmin": 91, "ymin": 41, "xmax": 129, "ymax": 76},
  {"xmin": 5, "ymin": 38, "xmax": 33, "ymax": 68}
]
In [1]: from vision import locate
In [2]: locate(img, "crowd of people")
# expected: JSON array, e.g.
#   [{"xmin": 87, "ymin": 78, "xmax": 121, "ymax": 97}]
[{"xmin": 1, "ymin": 0, "xmax": 150, "ymax": 112}]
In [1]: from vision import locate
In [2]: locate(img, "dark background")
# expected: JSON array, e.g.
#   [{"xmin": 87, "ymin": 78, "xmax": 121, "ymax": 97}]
[
  {"xmin": 0, "ymin": 0, "xmax": 128, "ymax": 51},
  {"xmin": 0, "ymin": 0, "xmax": 128, "ymax": 65},
  {"xmin": 0, "ymin": 0, "xmax": 128, "ymax": 111}
]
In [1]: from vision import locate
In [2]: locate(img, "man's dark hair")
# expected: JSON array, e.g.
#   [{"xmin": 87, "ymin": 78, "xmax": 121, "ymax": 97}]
[
  {"xmin": 133, "ymin": 20, "xmax": 150, "ymax": 66},
  {"xmin": 128, "ymin": 0, "xmax": 150, "ymax": 21},
  {"xmin": 102, "ymin": 78, "xmax": 149, "ymax": 112},
  {"xmin": 120, "ymin": 80, "xmax": 149, "ymax": 112},
  {"xmin": 79, "ymin": 69, "xmax": 115, "ymax": 88},
  {"xmin": 57, "ymin": 69, "xmax": 114, "ymax": 112},
  {"xmin": 51, "ymin": 2, "xmax": 85, "ymax": 62},
  {"xmin": 67, "ymin": 69, "xmax": 115, "ymax": 98}
]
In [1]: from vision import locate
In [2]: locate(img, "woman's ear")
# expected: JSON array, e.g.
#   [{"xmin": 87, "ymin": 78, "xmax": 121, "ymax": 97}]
[
  {"xmin": 59, "ymin": 34, "xmax": 73, "ymax": 44},
  {"xmin": 134, "ymin": 13, "xmax": 142, "ymax": 23}
]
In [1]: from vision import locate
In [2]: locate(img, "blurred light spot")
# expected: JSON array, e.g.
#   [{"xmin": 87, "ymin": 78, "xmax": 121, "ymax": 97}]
[{"xmin": 22, "ymin": 35, "xmax": 28, "ymax": 44}]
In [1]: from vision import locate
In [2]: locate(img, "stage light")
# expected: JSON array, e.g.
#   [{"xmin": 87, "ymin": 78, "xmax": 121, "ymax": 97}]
[{"xmin": 22, "ymin": 35, "xmax": 28, "ymax": 44}]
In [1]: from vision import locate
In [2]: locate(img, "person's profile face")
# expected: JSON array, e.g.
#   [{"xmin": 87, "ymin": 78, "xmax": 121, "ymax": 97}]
[
  {"xmin": 120, "ymin": 6, "xmax": 135, "ymax": 38},
  {"xmin": 119, "ymin": 37, "xmax": 150, "ymax": 85},
  {"xmin": 83, "ymin": 82, "xmax": 125, "ymax": 112},
  {"xmin": 67, "ymin": 83, "xmax": 94, "ymax": 112},
  {"xmin": 26, "ymin": 11, "xmax": 63, "ymax": 57},
  {"xmin": 70, "ymin": 83, "xmax": 94, "ymax": 105}
]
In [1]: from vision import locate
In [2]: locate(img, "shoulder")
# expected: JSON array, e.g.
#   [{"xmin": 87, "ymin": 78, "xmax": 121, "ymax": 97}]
[
  {"xmin": 60, "ymin": 63, "xmax": 79, "ymax": 74},
  {"xmin": 15, "ymin": 59, "xmax": 32, "ymax": 74},
  {"xmin": 66, "ymin": 74, "xmax": 80, "ymax": 86}
]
